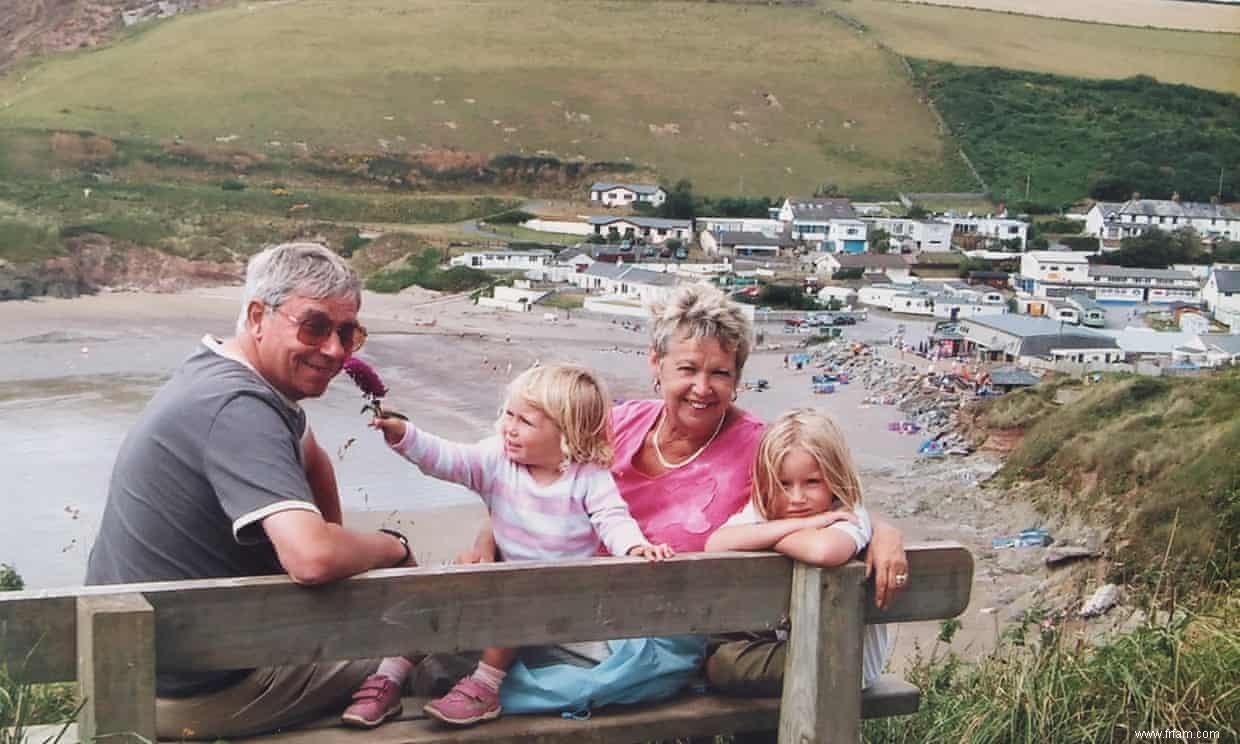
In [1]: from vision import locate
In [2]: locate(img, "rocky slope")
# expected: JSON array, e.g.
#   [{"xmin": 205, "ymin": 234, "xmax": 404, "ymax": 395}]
[{"xmin": 0, "ymin": 235, "xmax": 241, "ymax": 300}]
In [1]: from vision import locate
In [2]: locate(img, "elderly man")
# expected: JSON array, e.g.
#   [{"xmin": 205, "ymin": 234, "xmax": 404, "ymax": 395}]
[{"xmin": 86, "ymin": 243, "xmax": 411, "ymax": 738}]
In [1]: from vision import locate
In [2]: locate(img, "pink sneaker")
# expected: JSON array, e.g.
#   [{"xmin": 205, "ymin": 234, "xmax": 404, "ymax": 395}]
[
  {"xmin": 423, "ymin": 676, "xmax": 502, "ymax": 726},
  {"xmin": 341, "ymin": 674, "xmax": 403, "ymax": 728}
]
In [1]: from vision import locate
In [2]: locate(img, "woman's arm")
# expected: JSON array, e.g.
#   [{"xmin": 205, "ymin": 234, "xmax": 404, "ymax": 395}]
[{"xmin": 865, "ymin": 514, "xmax": 909, "ymax": 610}]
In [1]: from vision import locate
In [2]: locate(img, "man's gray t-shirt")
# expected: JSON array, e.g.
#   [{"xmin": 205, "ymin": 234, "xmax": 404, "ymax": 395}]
[{"xmin": 86, "ymin": 339, "xmax": 321, "ymax": 695}]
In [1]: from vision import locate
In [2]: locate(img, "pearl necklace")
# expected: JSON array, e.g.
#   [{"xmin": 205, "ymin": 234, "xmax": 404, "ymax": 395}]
[{"xmin": 652, "ymin": 406, "xmax": 728, "ymax": 470}]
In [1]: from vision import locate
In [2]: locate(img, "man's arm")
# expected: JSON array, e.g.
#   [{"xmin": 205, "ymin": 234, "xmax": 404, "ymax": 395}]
[
  {"xmin": 262, "ymin": 509, "xmax": 411, "ymax": 585},
  {"xmin": 303, "ymin": 428, "xmax": 342, "ymax": 525}
]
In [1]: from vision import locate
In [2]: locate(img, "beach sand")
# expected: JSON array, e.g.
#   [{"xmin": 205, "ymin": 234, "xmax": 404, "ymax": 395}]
[{"xmin": 1, "ymin": 286, "xmax": 1045, "ymax": 667}]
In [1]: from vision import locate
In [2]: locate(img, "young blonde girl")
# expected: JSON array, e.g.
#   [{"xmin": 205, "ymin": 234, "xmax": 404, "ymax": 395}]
[
  {"xmin": 342, "ymin": 364, "xmax": 672, "ymax": 729},
  {"xmin": 704, "ymin": 408, "xmax": 890, "ymax": 693}
]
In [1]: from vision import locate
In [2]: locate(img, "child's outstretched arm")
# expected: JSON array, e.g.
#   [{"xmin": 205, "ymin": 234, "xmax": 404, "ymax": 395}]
[
  {"xmin": 705, "ymin": 510, "xmax": 855, "ymax": 552},
  {"xmin": 373, "ymin": 416, "xmax": 499, "ymax": 495}
]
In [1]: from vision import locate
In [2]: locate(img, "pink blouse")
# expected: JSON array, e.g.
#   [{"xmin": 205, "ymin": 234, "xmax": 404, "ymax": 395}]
[{"xmin": 609, "ymin": 399, "xmax": 765, "ymax": 553}]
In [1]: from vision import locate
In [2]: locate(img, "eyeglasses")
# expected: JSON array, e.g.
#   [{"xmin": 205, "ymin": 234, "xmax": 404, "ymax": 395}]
[{"xmin": 269, "ymin": 306, "xmax": 368, "ymax": 353}]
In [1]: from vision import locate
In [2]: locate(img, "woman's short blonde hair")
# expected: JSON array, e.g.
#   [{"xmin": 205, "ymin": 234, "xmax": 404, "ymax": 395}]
[
  {"xmin": 500, "ymin": 364, "xmax": 614, "ymax": 469},
  {"xmin": 752, "ymin": 408, "xmax": 863, "ymax": 520},
  {"xmin": 649, "ymin": 283, "xmax": 753, "ymax": 376}
]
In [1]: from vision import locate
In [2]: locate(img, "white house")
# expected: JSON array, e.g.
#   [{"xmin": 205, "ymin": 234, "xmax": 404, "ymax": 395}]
[
  {"xmin": 450, "ymin": 249, "xmax": 557, "ymax": 272},
  {"xmin": 932, "ymin": 296, "xmax": 1007, "ymax": 320},
  {"xmin": 697, "ymin": 217, "xmax": 784, "ymax": 237},
  {"xmin": 1174, "ymin": 334, "xmax": 1240, "ymax": 367},
  {"xmin": 863, "ymin": 217, "xmax": 953, "ymax": 254},
  {"xmin": 478, "ymin": 285, "xmax": 549, "ymax": 313},
  {"xmin": 588, "ymin": 182, "xmax": 667, "ymax": 208},
  {"xmin": 567, "ymin": 262, "xmax": 679, "ymax": 305},
  {"xmin": 941, "ymin": 214, "xmax": 1030, "ymax": 251},
  {"xmin": 1087, "ymin": 265, "xmax": 1201, "ymax": 304},
  {"xmin": 777, "ymin": 198, "xmax": 868, "ymax": 253},
  {"xmin": 588, "ymin": 216, "xmax": 692, "ymax": 244},
  {"xmin": 700, "ymin": 230, "xmax": 792, "ymax": 258},
  {"xmin": 857, "ymin": 283, "xmax": 921, "ymax": 311},
  {"xmin": 1203, "ymin": 268, "xmax": 1240, "ymax": 329},
  {"xmin": 1085, "ymin": 199, "xmax": 1240, "ymax": 248},
  {"xmin": 817, "ymin": 286, "xmax": 858, "ymax": 307},
  {"xmin": 816, "ymin": 253, "xmax": 912, "ymax": 282},
  {"xmin": 957, "ymin": 315, "xmax": 1123, "ymax": 366},
  {"xmin": 1016, "ymin": 251, "xmax": 1094, "ymax": 297}
]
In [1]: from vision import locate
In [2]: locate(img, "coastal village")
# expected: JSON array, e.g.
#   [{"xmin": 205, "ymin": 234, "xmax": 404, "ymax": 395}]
[{"xmin": 449, "ymin": 182, "xmax": 1240, "ymax": 377}]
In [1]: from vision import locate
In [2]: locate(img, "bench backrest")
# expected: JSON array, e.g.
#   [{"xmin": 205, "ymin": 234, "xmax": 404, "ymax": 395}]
[{"xmin": 1, "ymin": 543, "xmax": 972, "ymax": 743}]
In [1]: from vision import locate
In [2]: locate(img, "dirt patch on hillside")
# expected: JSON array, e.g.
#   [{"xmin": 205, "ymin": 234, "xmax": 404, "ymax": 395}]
[{"xmin": 0, "ymin": 0, "xmax": 230, "ymax": 73}]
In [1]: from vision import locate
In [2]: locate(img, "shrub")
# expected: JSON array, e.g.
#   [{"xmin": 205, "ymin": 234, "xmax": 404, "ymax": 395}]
[
  {"xmin": 0, "ymin": 563, "xmax": 22, "ymax": 591},
  {"xmin": 340, "ymin": 232, "xmax": 371, "ymax": 258},
  {"xmin": 487, "ymin": 209, "xmax": 535, "ymax": 225},
  {"xmin": 1062, "ymin": 236, "xmax": 1100, "ymax": 251},
  {"xmin": 220, "ymin": 179, "xmax": 247, "ymax": 191},
  {"xmin": 864, "ymin": 604, "xmax": 1240, "ymax": 744}
]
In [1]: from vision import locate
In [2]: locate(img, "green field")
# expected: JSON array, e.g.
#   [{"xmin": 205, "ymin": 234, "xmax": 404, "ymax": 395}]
[
  {"xmin": 0, "ymin": 0, "xmax": 969, "ymax": 197},
  {"xmin": 837, "ymin": 0, "xmax": 1240, "ymax": 94}
]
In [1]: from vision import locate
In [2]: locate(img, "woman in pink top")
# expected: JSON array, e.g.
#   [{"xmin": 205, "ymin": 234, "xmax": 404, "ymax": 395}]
[
  {"xmin": 463, "ymin": 283, "xmax": 910, "ymax": 601},
  {"xmin": 452, "ymin": 284, "xmax": 910, "ymax": 718}
]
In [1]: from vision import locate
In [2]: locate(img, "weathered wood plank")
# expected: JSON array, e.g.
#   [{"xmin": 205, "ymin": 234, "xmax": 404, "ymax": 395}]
[
  {"xmin": 0, "ymin": 595, "xmax": 74, "ymax": 684},
  {"xmin": 779, "ymin": 562, "xmax": 865, "ymax": 744},
  {"xmin": 150, "ymin": 552, "xmax": 792, "ymax": 672},
  {"xmin": 1, "ymin": 544, "xmax": 971, "ymax": 682},
  {"xmin": 865, "ymin": 542, "xmax": 973, "ymax": 624},
  {"xmin": 233, "ymin": 677, "xmax": 918, "ymax": 744},
  {"xmin": 77, "ymin": 594, "xmax": 156, "ymax": 743}
]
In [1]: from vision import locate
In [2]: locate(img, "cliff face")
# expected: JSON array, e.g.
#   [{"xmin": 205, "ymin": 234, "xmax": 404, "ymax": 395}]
[{"xmin": 0, "ymin": 236, "xmax": 241, "ymax": 300}]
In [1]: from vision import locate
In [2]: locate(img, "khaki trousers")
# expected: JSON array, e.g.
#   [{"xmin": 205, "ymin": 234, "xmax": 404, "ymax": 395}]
[{"xmin": 156, "ymin": 659, "xmax": 380, "ymax": 740}]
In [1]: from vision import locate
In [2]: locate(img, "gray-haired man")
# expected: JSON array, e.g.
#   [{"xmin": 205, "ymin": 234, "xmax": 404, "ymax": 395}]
[{"xmin": 87, "ymin": 243, "xmax": 411, "ymax": 738}]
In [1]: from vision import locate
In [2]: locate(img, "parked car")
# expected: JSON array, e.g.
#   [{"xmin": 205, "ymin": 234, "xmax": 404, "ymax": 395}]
[{"xmin": 832, "ymin": 315, "xmax": 857, "ymax": 326}]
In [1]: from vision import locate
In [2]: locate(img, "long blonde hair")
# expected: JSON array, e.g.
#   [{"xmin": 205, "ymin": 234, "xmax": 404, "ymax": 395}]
[
  {"xmin": 499, "ymin": 364, "xmax": 614, "ymax": 468},
  {"xmin": 751, "ymin": 409, "xmax": 862, "ymax": 519}
]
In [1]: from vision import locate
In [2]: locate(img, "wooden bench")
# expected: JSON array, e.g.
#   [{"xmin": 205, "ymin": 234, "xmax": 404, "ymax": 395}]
[{"xmin": 1, "ymin": 543, "xmax": 972, "ymax": 744}]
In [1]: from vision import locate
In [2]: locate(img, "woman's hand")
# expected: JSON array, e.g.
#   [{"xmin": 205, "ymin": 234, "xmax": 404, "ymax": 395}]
[
  {"xmin": 628, "ymin": 543, "xmax": 675, "ymax": 561},
  {"xmin": 370, "ymin": 416, "xmax": 407, "ymax": 447},
  {"xmin": 866, "ymin": 518, "xmax": 909, "ymax": 610}
]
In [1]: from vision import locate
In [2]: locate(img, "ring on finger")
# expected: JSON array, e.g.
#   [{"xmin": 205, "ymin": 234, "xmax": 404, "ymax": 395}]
[{"xmin": 894, "ymin": 572, "xmax": 909, "ymax": 587}]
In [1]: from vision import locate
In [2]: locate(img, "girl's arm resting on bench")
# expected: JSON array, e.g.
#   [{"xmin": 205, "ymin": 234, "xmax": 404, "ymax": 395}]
[{"xmin": 705, "ymin": 511, "xmax": 855, "ymax": 553}]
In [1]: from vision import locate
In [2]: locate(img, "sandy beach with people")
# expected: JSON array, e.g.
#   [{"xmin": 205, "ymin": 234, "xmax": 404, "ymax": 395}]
[{"xmin": 1, "ymin": 285, "xmax": 1051, "ymax": 668}]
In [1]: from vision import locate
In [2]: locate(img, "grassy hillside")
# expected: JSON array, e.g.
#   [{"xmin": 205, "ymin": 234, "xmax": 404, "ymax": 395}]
[
  {"xmin": 0, "ymin": 0, "xmax": 970, "ymax": 197},
  {"xmin": 913, "ymin": 62, "xmax": 1240, "ymax": 206},
  {"xmin": 836, "ymin": 0, "xmax": 1240, "ymax": 94},
  {"xmin": 976, "ymin": 369, "xmax": 1240, "ymax": 590}
]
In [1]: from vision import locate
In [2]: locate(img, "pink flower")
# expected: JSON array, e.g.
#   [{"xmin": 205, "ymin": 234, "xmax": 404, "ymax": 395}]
[{"xmin": 343, "ymin": 357, "xmax": 387, "ymax": 400}]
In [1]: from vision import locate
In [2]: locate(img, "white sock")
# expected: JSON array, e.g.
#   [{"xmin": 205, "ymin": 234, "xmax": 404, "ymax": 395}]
[
  {"xmin": 470, "ymin": 661, "xmax": 507, "ymax": 693},
  {"xmin": 376, "ymin": 656, "xmax": 413, "ymax": 685}
]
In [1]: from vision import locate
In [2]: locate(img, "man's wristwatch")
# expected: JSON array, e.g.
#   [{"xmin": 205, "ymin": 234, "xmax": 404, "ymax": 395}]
[{"xmin": 379, "ymin": 528, "xmax": 412, "ymax": 568}]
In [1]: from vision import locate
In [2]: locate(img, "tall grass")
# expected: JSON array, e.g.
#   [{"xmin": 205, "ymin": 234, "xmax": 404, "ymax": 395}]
[
  {"xmin": 0, "ymin": 566, "xmax": 76, "ymax": 743},
  {"xmin": 865, "ymin": 600, "xmax": 1240, "ymax": 744}
]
